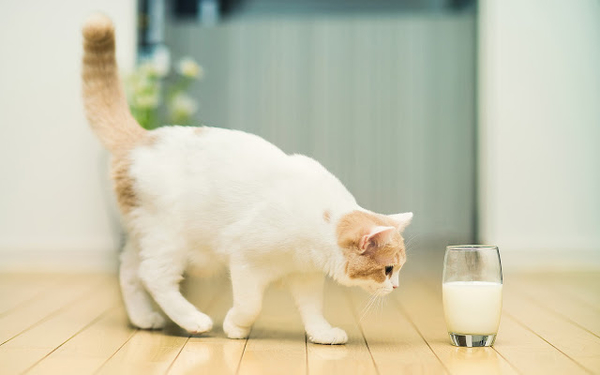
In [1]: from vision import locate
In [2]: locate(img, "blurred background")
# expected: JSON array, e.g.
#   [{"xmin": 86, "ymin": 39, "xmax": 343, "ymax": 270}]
[{"xmin": 0, "ymin": 0, "xmax": 598, "ymax": 272}]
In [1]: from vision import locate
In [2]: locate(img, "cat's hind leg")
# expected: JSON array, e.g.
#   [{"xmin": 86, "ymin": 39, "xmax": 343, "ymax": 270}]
[
  {"xmin": 137, "ymin": 231, "xmax": 213, "ymax": 334},
  {"xmin": 119, "ymin": 239, "xmax": 166, "ymax": 329}
]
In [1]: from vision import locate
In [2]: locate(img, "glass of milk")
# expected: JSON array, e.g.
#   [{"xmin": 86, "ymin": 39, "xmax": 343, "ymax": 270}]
[{"xmin": 442, "ymin": 245, "xmax": 503, "ymax": 347}]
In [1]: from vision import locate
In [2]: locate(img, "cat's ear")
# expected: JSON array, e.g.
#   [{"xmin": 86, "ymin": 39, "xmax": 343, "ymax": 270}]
[
  {"xmin": 389, "ymin": 212, "xmax": 413, "ymax": 233},
  {"xmin": 359, "ymin": 226, "xmax": 396, "ymax": 253}
]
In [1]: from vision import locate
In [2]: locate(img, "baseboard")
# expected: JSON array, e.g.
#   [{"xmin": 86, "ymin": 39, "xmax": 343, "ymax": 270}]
[
  {"xmin": 1, "ymin": 247, "xmax": 597, "ymax": 274},
  {"xmin": 0, "ymin": 249, "xmax": 119, "ymax": 273},
  {"xmin": 500, "ymin": 248, "xmax": 600, "ymax": 272}
]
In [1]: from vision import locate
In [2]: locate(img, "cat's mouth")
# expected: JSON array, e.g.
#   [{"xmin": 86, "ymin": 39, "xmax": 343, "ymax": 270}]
[
  {"xmin": 365, "ymin": 285, "xmax": 394, "ymax": 296},
  {"xmin": 377, "ymin": 288, "xmax": 394, "ymax": 296}
]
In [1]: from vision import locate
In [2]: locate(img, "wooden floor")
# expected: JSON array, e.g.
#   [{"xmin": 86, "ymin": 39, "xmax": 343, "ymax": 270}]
[{"xmin": 1, "ymin": 256, "xmax": 599, "ymax": 374}]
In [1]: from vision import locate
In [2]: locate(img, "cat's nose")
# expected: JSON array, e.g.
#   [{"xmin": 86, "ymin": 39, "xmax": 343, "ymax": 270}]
[{"xmin": 393, "ymin": 285, "xmax": 398, "ymax": 289}]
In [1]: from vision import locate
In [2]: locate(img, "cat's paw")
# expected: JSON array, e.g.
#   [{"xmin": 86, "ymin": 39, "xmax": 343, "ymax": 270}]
[
  {"xmin": 223, "ymin": 321, "xmax": 251, "ymax": 339},
  {"xmin": 177, "ymin": 311, "xmax": 213, "ymax": 334},
  {"xmin": 308, "ymin": 327, "xmax": 348, "ymax": 345},
  {"xmin": 130, "ymin": 311, "xmax": 167, "ymax": 330},
  {"xmin": 223, "ymin": 311, "xmax": 251, "ymax": 339}
]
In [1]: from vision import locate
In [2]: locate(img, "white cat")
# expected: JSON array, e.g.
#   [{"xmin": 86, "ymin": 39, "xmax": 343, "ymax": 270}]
[{"xmin": 82, "ymin": 14, "xmax": 412, "ymax": 345}]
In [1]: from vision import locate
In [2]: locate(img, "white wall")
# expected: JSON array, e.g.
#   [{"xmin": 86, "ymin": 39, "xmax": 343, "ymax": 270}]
[
  {"xmin": 0, "ymin": 3, "xmax": 476, "ymax": 271},
  {"xmin": 478, "ymin": 0, "xmax": 600, "ymax": 269},
  {"xmin": 0, "ymin": 1, "xmax": 137, "ymax": 271}
]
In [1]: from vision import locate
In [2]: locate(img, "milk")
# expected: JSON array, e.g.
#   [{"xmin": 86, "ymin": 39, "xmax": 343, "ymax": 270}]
[{"xmin": 443, "ymin": 281, "xmax": 503, "ymax": 335}]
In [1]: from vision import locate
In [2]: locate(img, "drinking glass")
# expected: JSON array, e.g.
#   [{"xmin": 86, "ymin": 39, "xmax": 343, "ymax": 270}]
[{"xmin": 442, "ymin": 245, "xmax": 503, "ymax": 347}]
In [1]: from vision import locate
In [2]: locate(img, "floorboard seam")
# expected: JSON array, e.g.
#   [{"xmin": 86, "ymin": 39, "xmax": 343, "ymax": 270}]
[
  {"xmin": 503, "ymin": 313, "xmax": 593, "ymax": 374},
  {"xmin": 0, "ymin": 276, "xmax": 65, "ymax": 318},
  {"xmin": 510, "ymin": 287, "xmax": 600, "ymax": 340},
  {"xmin": 23, "ymin": 304, "xmax": 117, "ymax": 374},
  {"xmin": 343, "ymin": 289, "xmax": 380, "ymax": 375},
  {"xmin": 0, "ymin": 278, "xmax": 110, "ymax": 347},
  {"xmin": 234, "ymin": 334, "xmax": 250, "ymax": 375},
  {"xmin": 165, "ymin": 335, "xmax": 191, "ymax": 375},
  {"xmin": 392, "ymin": 299, "xmax": 451, "ymax": 375},
  {"xmin": 93, "ymin": 328, "xmax": 139, "ymax": 374}
]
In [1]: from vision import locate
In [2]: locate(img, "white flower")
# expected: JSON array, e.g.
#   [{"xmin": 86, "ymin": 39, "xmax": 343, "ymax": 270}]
[
  {"xmin": 170, "ymin": 94, "xmax": 198, "ymax": 118},
  {"xmin": 137, "ymin": 61, "xmax": 160, "ymax": 77},
  {"xmin": 134, "ymin": 91, "xmax": 160, "ymax": 109},
  {"xmin": 129, "ymin": 75, "xmax": 153, "ymax": 94},
  {"xmin": 152, "ymin": 46, "xmax": 171, "ymax": 77},
  {"xmin": 177, "ymin": 57, "xmax": 203, "ymax": 79},
  {"xmin": 137, "ymin": 50, "xmax": 170, "ymax": 78}
]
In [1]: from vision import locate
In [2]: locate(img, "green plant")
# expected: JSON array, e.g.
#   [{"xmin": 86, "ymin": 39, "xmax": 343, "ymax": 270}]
[{"xmin": 125, "ymin": 56, "xmax": 203, "ymax": 130}]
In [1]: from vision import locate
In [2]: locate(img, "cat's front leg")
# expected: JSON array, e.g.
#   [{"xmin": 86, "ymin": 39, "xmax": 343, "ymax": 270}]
[
  {"xmin": 288, "ymin": 273, "xmax": 348, "ymax": 345},
  {"xmin": 223, "ymin": 264, "xmax": 269, "ymax": 339}
]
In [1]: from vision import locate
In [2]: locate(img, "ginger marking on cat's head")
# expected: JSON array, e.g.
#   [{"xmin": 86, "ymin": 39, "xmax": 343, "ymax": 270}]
[
  {"xmin": 323, "ymin": 210, "xmax": 331, "ymax": 223},
  {"xmin": 336, "ymin": 210, "xmax": 413, "ymax": 295}
]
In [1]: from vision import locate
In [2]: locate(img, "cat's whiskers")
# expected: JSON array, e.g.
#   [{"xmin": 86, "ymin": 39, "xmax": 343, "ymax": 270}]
[
  {"xmin": 378, "ymin": 295, "xmax": 387, "ymax": 316},
  {"xmin": 374, "ymin": 295, "xmax": 382, "ymax": 319},
  {"xmin": 404, "ymin": 233, "xmax": 423, "ymax": 250},
  {"xmin": 360, "ymin": 293, "xmax": 379, "ymax": 322}
]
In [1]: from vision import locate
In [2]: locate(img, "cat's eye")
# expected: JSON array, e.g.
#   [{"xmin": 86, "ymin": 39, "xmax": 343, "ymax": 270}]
[{"xmin": 385, "ymin": 266, "xmax": 393, "ymax": 276}]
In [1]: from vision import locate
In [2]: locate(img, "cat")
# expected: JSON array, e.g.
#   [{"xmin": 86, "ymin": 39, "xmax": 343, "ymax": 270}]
[{"xmin": 81, "ymin": 14, "xmax": 413, "ymax": 345}]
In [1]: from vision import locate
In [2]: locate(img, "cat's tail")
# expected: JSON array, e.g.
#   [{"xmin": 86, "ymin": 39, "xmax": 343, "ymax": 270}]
[{"xmin": 81, "ymin": 14, "xmax": 145, "ymax": 152}]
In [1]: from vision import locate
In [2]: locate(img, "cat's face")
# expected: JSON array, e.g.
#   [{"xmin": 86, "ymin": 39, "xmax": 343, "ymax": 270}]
[{"xmin": 336, "ymin": 210, "xmax": 413, "ymax": 295}]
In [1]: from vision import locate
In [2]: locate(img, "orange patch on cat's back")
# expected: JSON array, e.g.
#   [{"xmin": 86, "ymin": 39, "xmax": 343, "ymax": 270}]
[
  {"xmin": 139, "ymin": 131, "xmax": 158, "ymax": 147},
  {"xmin": 323, "ymin": 210, "xmax": 331, "ymax": 223},
  {"xmin": 111, "ymin": 131, "xmax": 157, "ymax": 214},
  {"xmin": 111, "ymin": 155, "xmax": 136, "ymax": 213}
]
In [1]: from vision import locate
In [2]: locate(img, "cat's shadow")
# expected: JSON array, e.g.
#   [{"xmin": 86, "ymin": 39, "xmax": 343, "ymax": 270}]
[{"xmin": 162, "ymin": 322, "xmax": 307, "ymax": 344}]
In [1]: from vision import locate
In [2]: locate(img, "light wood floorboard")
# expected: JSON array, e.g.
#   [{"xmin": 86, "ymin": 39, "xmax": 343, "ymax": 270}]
[
  {"xmin": 236, "ymin": 285, "xmax": 306, "ymax": 375},
  {"xmin": 510, "ymin": 274, "xmax": 600, "ymax": 337},
  {"xmin": 418, "ymin": 275, "xmax": 592, "ymax": 375},
  {"xmin": 0, "ymin": 274, "xmax": 110, "ymax": 345},
  {"xmin": 0, "ymin": 277, "xmax": 117, "ymax": 375},
  {"xmin": 166, "ymin": 287, "xmax": 245, "ymax": 375},
  {"xmin": 306, "ymin": 283, "xmax": 377, "ymax": 375},
  {"xmin": 0, "ymin": 274, "xmax": 64, "ymax": 317},
  {"xmin": 25, "ymin": 305, "xmax": 135, "ymax": 374},
  {"xmin": 552, "ymin": 273, "xmax": 600, "ymax": 310},
  {"xmin": 396, "ymin": 279, "xmax": 518, "ymax": 375},
  {"xmin": 502, "ymin": 277, "xmax": 600, "ymax": 373},
  {"xmin": 347, "ymin": 287, "xmax": 447, "ymax": 374},
  {"xmin": 95, "ymin": 277, "xmax": 221, "ymax": 375},
  {"xmin": 0, "ymin": 267, "xmax": 598, "ymax": 374}
]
